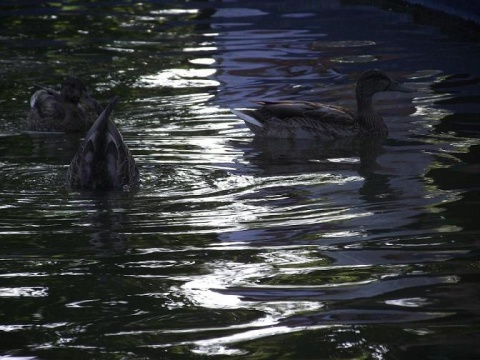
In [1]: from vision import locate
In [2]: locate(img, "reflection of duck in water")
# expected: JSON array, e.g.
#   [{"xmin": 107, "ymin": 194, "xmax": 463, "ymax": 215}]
[
  {"xmin": 67, "ymin": 96, "xmax": 139, "ymax": 190},
  {"xmin": 232, "ymin": 69, "xmax": 415, "ymax": 140},
  {"xmin": 239, "ymin": 134, "xmax": 385, "ymax": 176},
  {"xmin": 28, "ymin": 77, "xmax": 102, "ymax": 132}
]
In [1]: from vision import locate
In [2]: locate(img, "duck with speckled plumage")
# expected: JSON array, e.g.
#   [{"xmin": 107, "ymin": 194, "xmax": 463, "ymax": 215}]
[
  {"xmin": 28, "ymin": 77, "xmax": 103, "ymax": 133},
  {"xmin": 67, "ymin": 96, "xmax": 139, "ymax": 191},
  {"xmin": 231, "ymin": 69, "xmax": 416, "ymax": 140}
]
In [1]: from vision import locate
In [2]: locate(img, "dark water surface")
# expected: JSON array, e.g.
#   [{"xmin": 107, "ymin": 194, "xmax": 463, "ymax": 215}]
[{"xmin": 0, "ymin": 1, "xmax": 479, "ymax": 359}]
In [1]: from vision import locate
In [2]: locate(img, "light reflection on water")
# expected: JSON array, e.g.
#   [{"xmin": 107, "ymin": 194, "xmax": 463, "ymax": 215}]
[{"xmin": 0, "ymin": 0, "xmax": 479, "ymax": 359}]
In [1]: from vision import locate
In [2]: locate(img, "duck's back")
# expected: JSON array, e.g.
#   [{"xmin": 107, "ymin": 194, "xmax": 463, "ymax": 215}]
[
  {"xmin": 28, "ymin": 89, "xmax": 87, "ymax": 132},
  {"xmin": 235, "ymin": 100, "xmax": 359, "ymax": 140}
]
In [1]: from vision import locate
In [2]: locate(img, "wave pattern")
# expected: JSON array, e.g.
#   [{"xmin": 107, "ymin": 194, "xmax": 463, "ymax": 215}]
[{"xmin": 0, "ymin": 1, "xmax": 479, "ymax": 359}]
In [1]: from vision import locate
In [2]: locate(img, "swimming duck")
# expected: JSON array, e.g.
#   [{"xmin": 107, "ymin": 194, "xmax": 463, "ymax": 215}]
[
  {"xmin": 28, "ymin": 77, "xmax": 102, "ymax": 132},
  {"xmin": 231, "ymin": 69, "xmax": 416, "ymax": 140},
  {"xmin": 67, "ymin": 96, "xmax": 139, "ymax": 191}
]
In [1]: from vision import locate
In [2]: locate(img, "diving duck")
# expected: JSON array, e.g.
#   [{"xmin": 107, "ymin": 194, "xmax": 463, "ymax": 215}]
[
  {"xmin": 28, "ymin": 77, "xmax": 102, "ymax": 132},
  {"xmin": 67, "ymin": 96, "xmax": 139, "ymax": 191},
  {"xmin": 231, "ymin": 69, "xmax": 416, "ymax": 140}
]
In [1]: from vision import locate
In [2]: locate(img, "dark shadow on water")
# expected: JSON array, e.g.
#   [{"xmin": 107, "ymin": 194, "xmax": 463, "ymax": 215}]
[{"xmin": 0, "ymin": 132, "xmax": 81, "ymax": 163}]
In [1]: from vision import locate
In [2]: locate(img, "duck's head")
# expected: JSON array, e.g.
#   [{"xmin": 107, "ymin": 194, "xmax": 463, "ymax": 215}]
[
  {"xmin": 356, "ymin": 69, "xmax": 416, "ymax": 99},
  {"xmin": 61, "ymin": 77, "xmax": 100, "ymax": 112},
  {"xmin": 61, "ymin": 77, "xmax": 89, "ymax": 103}
]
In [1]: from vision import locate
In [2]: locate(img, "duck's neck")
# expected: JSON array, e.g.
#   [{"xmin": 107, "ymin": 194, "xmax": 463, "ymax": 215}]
[
  {"xmin": 356, "ymin": 91, "xmax": 374, "ymax": 113},
  {"xmin": 356, "ymin": 92, "xmax": 386, "ymax": 134}
]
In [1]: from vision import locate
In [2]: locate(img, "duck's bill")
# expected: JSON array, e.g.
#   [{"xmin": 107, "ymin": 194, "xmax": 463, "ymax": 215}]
[{"xmin": 388, "ymin": 81, "xmax": 417, "ymax": 93}]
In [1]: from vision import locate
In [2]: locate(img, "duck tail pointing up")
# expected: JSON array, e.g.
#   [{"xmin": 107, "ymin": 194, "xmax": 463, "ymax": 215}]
[
  {"xmin": 85, "ymin": 95, "xmax": 119, "ymax": 137},
  {"xmin": 231, "ymin": 109, "xmax": 263, "ymax": 128}
]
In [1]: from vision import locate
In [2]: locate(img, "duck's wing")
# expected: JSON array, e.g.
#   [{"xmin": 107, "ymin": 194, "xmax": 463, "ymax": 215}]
[
  {"xmin": 233, "ymin": 100, "xmax": 358, "ymax": 139},
  {"xmin": 258, "ymin": 100, "xmax": 355, "ymax": 121},
  {"xmin": 67, "ymin": 96, "xmax": 139, "ymax": 190}
]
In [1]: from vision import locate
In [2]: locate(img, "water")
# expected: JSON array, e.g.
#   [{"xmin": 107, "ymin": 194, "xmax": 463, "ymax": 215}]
[{"xmin": 0, "ymin": 1, "xmax": 479, "ymax": 359}]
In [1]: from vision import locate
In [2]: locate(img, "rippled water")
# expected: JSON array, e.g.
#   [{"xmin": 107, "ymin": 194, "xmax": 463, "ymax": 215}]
[{"xmin": 0, "ymin": 1, "xmax": 479, "ymax": 359}]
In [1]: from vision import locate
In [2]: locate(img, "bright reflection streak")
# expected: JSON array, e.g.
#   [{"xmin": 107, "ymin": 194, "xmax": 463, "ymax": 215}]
[
  {"xmin": 177, "ymin": 260, "xmax": 272, "ymax": 309},
  {"xmin": 183, "ymin": 46, "xmax": 218, "ymax": 52},
  {"xmin": 385, "ymin": 297, "xmax": 430, "ymax": 307},
  {"xmin": 411, "ymin": 104, "xmax": 453, "ymax": 119},
  {"xmin": 0, "ymin": 323, "xmax": 67, "ymax": 332},
  {"xmin": 189, "ymin": 58, "xmax": 216, "ymax": 65},
  {"xmin": 0, "ymin": 287, "xmax": 48, "ymax": 297},
  {"xmin": 177, "ymin": 247, "xmax": 324, "ymax": 307},
  {"xmin": 154, "ymin": 170, "xmax": 369, "ymax": 234},
  {"xmin": 136, "ymin": 68, "xmax": 219, "ymax": 88},
  {"xmin": 150, "ymin": 9, "xmax": 199, "ymax": 15},
  {"xmin": 192, "ymin": 325, "xmax": 331, "ymax": 356}
]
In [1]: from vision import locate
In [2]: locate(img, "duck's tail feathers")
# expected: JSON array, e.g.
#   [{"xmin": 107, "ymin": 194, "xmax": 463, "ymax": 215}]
[
  {"xmin": 85, "ymin": 96, "xmax": 119, "ymax": 138},
  {"xmin": 231, "ymin": 109, "xmax": 263, "ymax": 128}
]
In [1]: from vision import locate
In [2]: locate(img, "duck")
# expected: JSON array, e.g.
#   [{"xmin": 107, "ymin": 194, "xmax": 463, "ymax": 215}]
[
  {"xmin": 66, "ymin": 96, "xmax": 139, "ymax": 191},
  {"xmin": 28, "ymin": 77, "xmax": 103, "ymax": 132},
  {"xmin": 231, "ymin": 69, "xmax": 416, "ymax": 140}
]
